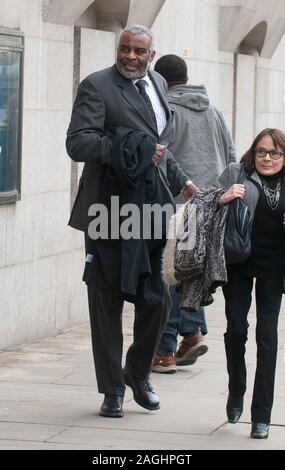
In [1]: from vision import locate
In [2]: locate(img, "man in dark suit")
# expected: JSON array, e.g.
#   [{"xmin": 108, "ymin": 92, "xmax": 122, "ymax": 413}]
[{"xmin": 66, "ymin": 25, "xmax": 195, "ymax": 418}]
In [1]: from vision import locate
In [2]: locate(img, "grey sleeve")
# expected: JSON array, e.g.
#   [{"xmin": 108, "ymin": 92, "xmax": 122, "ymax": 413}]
[
  {"xmin": 218, "ymin": 163, "xmax": 240, "ymax": 189},
  {"xmin": 227, "ymin": 134, "xmax": 237, "ymax": 164},
  {"xmin": 219, "ymin": 111, "xmax": 236, "ymax": 164},
  {"xmin": 165, "ymin": 110, "xmax": 181, "ymax": 162},
  {"xmin": 66, "ymin": 76, "xmax": 112, "ymax": 164}
]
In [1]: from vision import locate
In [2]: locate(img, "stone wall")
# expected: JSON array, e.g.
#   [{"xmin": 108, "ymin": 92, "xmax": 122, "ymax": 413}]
[{"xmin": 0, "ymin": 0, "xmax": 285, "ymax": 348}]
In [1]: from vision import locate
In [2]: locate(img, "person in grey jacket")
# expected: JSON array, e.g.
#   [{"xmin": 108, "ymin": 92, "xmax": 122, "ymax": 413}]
[
  {"xmin": 152, "ymin": 54, "xmax": 236, "ymax": 373},
  {"xmin": 218, "ymin": 128, "xmax": 285, "ymax": 439}
]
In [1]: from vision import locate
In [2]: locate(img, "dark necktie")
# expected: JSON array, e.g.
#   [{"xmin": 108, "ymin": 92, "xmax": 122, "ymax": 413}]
[{"xmin": 136, "ymin": 79, "xmax": 158, "ymax": 132}]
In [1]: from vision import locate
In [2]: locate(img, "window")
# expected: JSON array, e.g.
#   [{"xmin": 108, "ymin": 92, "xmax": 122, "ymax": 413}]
[{"xmin": 0, "ymin": 29, "xmax": 23, "ymax": 204}]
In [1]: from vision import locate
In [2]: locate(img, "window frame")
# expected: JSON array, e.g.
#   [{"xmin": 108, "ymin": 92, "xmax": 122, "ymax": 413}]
[{"xmin": 0, "ymin": 28, "xmax": 24, "ymax": 205}]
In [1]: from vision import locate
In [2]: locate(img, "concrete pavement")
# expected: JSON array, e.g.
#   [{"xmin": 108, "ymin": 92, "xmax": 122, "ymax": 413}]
[{"xmin": 0, "ymin": 288, "xmax": 285, "ymax": 450}]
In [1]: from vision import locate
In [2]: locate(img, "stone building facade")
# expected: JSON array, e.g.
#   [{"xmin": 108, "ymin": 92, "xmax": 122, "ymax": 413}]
[{"xmin": 0, "ymin": 0, "xmax": 285, "ymax": 349}]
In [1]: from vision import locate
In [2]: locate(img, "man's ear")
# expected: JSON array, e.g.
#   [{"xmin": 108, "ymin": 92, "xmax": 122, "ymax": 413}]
[{"xmin": 149, "ymin": 51, "xmax": 156, "ymax": 62}]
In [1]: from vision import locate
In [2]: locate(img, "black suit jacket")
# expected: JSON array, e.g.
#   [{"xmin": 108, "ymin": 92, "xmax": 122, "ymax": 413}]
[{"xmin": 66, "ymin": 65, "xmax": 187, "ymax": 231}]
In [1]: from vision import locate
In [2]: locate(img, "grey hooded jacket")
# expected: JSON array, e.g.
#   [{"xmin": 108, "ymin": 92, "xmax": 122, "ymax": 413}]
[{"xmin": 166, "ymin": 84, "xmax": 236, "ymax": 192}]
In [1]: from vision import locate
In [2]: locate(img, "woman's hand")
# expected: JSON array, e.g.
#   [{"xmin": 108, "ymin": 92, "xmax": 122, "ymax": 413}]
[{"xmin": 219, "ymin": 184, "xmax": 246, "ymax": 206}]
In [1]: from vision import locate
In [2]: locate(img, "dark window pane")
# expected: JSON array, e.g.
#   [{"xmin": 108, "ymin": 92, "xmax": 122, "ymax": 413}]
[{"xmin": 0, "ymin": 49, "xmax": 21, "ymax": 194}]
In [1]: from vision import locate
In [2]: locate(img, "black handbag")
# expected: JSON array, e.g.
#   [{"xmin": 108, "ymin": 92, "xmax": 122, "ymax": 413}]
[{"xmin": 224, "ymin": 165, "xmax": 252, "ymax": 265}]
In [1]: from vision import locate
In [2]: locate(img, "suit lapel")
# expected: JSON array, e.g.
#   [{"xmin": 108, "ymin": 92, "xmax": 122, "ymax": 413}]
[
  {"xmin": 112, "ymin": 65, "xmax": 157, "ymax": 133},
  {"xmin": 112, "ymin": 65, "xmax": 175, "ymax": 136},
  {"xmin": 123, "ymin": 82, "xmax": 158, "ymax": 133}
]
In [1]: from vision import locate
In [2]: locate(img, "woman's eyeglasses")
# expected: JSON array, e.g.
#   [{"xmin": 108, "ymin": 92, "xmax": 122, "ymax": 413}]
[{"xmin": 255, "ymin": 147, "xmax": 284, "ymax": 160}]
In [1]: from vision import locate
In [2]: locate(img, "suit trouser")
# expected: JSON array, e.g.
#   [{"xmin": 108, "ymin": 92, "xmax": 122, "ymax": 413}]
[
  {"xmin": 87, "ymin": 244, "xmax": 171, "ymax": 396},
  {"xmin": 222, "ymin": 267, "xmax": 283, "ymax": 423}
]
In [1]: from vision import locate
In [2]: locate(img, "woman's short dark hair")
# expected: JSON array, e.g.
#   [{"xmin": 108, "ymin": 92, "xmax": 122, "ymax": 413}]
[{"xmin": 241, "ymin": 128, "xmax": 285, "ymax": 174}]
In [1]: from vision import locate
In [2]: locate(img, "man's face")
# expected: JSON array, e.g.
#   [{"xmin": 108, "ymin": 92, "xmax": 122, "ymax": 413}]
[{"xmin": 116, "ymin": 32, "xmax": 155, "ymax": 79}]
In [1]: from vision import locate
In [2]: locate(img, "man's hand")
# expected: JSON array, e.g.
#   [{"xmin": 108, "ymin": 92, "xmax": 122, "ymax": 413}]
[
  {"xmin": 182, "ymin": 182, "xmax": 199, "ymax": 200},
  {"xmin": 151, "ymin": 144, "xmax": 165, "ymax": 167}
]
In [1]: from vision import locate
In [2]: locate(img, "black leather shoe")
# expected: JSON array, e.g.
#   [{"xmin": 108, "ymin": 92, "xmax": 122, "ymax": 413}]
[
  {"xmin": 124, "ymin": 369, "xmax": 160, "ymax": 411},
  {"xmin": 99, "ymin": 394, "xmax": 123, "ymax": 418},
  {"xmin": 251, "ymin": 422, "xmax": 269, "ymax": 439},
  {"xmin": 226, "ymin": 394, "xmax": 244, "ymax": 424}
]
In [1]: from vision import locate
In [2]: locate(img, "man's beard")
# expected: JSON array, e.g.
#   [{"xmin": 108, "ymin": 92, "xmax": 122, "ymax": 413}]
[{"xmin": 116, "ymin": 61, "xmax": 151, "ymax": 79}]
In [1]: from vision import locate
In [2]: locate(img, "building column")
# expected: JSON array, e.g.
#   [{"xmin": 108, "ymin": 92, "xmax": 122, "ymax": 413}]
[{"xmin": 233, "ymin": 50, "xmax": 257, "ymax": 157}]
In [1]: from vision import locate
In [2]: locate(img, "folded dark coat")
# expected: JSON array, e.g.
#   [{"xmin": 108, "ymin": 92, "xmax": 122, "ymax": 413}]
[{"xmin": 86, "ymin": 127, "xmax": 175, "ymax": 300}]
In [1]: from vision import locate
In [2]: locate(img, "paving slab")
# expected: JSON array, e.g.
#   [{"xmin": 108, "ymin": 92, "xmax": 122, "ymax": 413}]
[{"xmin": 0, "ymin": 289, "xmax": 284, "ymax": 450}]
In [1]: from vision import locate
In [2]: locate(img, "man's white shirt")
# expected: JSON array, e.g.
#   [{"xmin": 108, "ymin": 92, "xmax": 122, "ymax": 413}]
[{"xmin": 133, "ymin": 74, "xmax": 167, "ymax": 136}]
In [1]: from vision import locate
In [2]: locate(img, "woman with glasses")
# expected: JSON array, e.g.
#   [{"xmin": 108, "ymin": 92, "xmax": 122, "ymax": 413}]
[{"xmin": 218, "ymin": 128, "xmax": 285, "ymax": 439}]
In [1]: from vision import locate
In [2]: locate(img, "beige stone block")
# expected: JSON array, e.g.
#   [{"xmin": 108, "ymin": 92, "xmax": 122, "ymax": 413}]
[
  {"xmin": 41, "ymin": 190, "xmax": 76, "ymax": 257},
  {"xmin": 155, "ymin": 0, "xmax": 221, "ymax": 62},
  {"xmin": 17, "ymin": 323, "xmax": 91, "ymax": 356},
  {"xmin": 19, "ymin": 0, "xmax": 43, "ymax": 39},
  {"xmin": 80, "ymin": 29, "xmax": 116, "ymax": 79},
  {"xmin": 217, "ymin": 64, "xmax": 234, "ymax": 115},
  {"xmin": 21, "ymin": 110, "xmax": 72, "ymax": 194},
  {"xmin": 153, "ymin": 0, "xmax": 196, "ymax": 56},
  {"xmin": 258, "ymin": 35, "xmax": 285, "ymax": 72},
  {"xmin": 22, "ymin": 257, "xmax": 57, "ymax": 342},
  {"xmin": 193, "ymin": 0, "xmax": 220, "ymax": 62},
  {"xmin": 69, "ymin": 226, "xmax": 85, "ymax": 251},
  {"xmin": 219, "ymin": 51, "xmax": 234, "ymax": 65},
  {"xmin": 0, "ymin": 205, "xmax": 7, "ymax": 267},
  {"xmin": 24, "ymin": 37, "xmax": 73, "ymax": 111},
  {"xmin": 235, "ymin": 54, "xmax": 256, "ymax": 156},
  {"xmin": 255, "ymin": 113, "xmax": 285, "ymax": 134},
  {"xmin": 42, "ymin": 22, "xmax": 73, "ymax": 44},
  {"xmin": 5, "ymin": 195, "xmax": 44, "ymax": 266},
  {"xmin": 271, "ymin": 35, "xmax": 285, "ymax": 70},
  {"xmin": 44, "ymin": 40, "xmax": 73, "ymax": 110},
  {"xmin": 189, "ymin": 59, "xmax": 233, "ymax": 116},
  {"xmin": 0, "ymin": 263, "xmax": 25, "ymax": 349},
  {"xmin": 23, "ymin": 37, "xmax": 46, "ymax": 110},
  {"xmin": 0, "ymin": 0, "xmax": 42, "ymax": 38},
  {"xmin": 256, "ymin": 68, "xmax": 285, "ymax": 113},
  {"xmin": 54, "ymin": 249, "xmax": 88, "ymax": 332},
  {"xmin": 0, "ymin": 257, "xmax": 62, "ymax": 349},
  {"xmin": 0, "ymin": 0, "xmax": 21, "ymax": 29}
]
